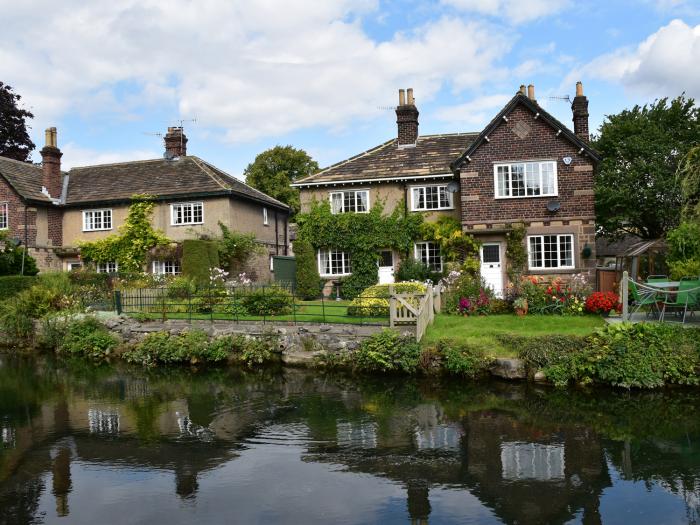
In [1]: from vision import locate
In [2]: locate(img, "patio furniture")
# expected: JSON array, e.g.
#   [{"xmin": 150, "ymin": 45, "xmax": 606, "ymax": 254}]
[
  {"xmin": 629, "ymin": 280, "xmax": 661, "ymax": 319},
  {"xmin": 646, "ymin": 275, "xmax": 668, "ymax": 283},
  {"xmin": 660, "ymin": 280, "xmax": 700, "ymax": 324}
]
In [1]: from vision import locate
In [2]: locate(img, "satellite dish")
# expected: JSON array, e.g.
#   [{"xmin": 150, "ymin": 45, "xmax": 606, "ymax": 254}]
[
  {"xmin": 446, "ymin": 180, "xmax": 460, "ymax": 194},
  {"xmin": 546, "ymin": 200, "xmax": 561, "ymax": 212}
]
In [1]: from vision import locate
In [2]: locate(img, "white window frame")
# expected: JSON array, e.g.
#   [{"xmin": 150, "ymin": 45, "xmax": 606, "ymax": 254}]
[
  {"xmin": 414, "ymin": 241, "xmax": 443, "ymax": 272},
  {"xmin": 263, "ymin": 207, "xmax": 269, "ymax": 226},
  {"xmin": 67, "ymin": 261, "xmax": 83, "ymax": 272},
  {"xmin": 410, "ymin": 184, "xmax": 453, "ymax": 211},
  {"xmin": 493, "ymin": 161, "xmax": 558, "ymax": 199},
  {"xmin": 0, "ymin": 202, "xmax": 7, "ymax": 230},
  {"xmin": 96, "ymin": 261, "xmax": 118, "ymax": 273},
  {"xmin": 152, "ymin": 260, "xmax": 181, "ymax": 275},
  {"xmin": 170, "ymin": 201, "xmax": 204, "ymax": 226},
  {"xmin": 329, "ymin": 189, "xmax": 370, "ymax": 214},
  {"xmin": 82, "ymin": 209, "xmax": 113, "ymax": 232},
  {"xmin": 527, "ymin": 234, "xmax": 575, "ymax": 270},
  {"xmin": 317, "ymin": 249, "xmax": 352, "ymax": 277}
]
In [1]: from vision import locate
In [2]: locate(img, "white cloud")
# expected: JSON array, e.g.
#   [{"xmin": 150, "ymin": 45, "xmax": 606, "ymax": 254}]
[
  {"xmin": 60, "ymin": 143, "xmax": 160, "ymax": 169},
  {"xmin": 0, "ymin": 0, "xmax": 514, "ymax": 144},
  {"xmin": 570, "ymin": 19, "xmax": 700, "ymax": 99},
  {"xmin": 434, "ymin": 93, "xmax": 511, "ymax": 127},
  {"xmin": 441, "ymin": 0, "xmax": 570, "ymax": 24}
]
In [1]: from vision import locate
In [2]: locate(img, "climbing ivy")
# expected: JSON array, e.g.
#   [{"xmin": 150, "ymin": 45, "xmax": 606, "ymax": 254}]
[
  {"xmin": 505, "ymin": 223, "xmax": 527, "ymax": 284},
  {"xmin": 79, "ymin": 195, "xmax": 170, "ymax": 272},
  {"xmin": 295, "ymin": 200, "xmax": 423, "ymax": 298},
  {"xmin": 419, "ymin": 216, "xmax": 480, "ymax": 275}
]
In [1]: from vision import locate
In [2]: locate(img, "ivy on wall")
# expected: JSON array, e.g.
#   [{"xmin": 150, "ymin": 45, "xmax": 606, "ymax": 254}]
[
  {"xmin": 419, "ymin": 217, "xmax": 480, "ymax": 275},
  {"xmin": 79, "ymin": 195, "xmax": 170, "ymax": 272},
  {"xmin": 505, "ymin": 223, "xmax": 527, "ymax": 283},
  {"xmin": 295, "ymin": 200, "xmax": 423, "ymax": 298}
]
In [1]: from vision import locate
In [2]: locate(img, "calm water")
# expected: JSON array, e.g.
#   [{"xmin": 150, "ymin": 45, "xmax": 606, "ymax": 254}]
[{"xmin": 1, "ymin": 356, "xmax": 699, "ymax": 525}]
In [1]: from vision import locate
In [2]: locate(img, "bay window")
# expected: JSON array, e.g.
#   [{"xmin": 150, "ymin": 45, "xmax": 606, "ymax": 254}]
[
  {"xmin": 528, "ymin": 234, "xmax": 574, "ymax": 269},
  {"xmin": 494, "ymin": 161, "xmax": 557, "ymax": 198},
  {"xmin": 318, "ymin": 249, "xmax": 351, "ymax": 276},
  {"xmin": 330, "ymin": 190, "xmax": 369, "ymax": 214}
]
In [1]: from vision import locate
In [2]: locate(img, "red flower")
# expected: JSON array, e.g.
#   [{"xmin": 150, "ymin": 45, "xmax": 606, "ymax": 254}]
[{"xmin": 585, "ymin": 292, "xmax": 620, "ymax": 314}]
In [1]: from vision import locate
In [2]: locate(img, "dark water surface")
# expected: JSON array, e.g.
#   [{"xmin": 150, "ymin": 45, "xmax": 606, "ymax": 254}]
[{"xmin": 1, "ymin": 355, "xmax": 699, "ymax": 525}]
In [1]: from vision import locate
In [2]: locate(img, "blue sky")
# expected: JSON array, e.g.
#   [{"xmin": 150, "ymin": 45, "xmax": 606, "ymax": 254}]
[{"xmin": 2, "ymin": 0, "xmax": 699, "ymax": 178}]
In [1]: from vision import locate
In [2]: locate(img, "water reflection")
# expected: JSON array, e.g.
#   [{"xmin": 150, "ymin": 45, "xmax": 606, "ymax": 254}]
[{"xmin": 0, "ymin": 356, "xmax": 699, "ymax": 524}]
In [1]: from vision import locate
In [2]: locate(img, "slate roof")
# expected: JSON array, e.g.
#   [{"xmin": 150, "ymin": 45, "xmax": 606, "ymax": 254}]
[
  {"xmin": 0, "ymin": 156, "xmax": 52, "ymax": 202},
  {"xmin": 64, "ymin": 156, "xmax": 287, "ymax": 209},
  {"xmin": 293, "ymin": 133, "xmax": 479, "ymax": 186}
]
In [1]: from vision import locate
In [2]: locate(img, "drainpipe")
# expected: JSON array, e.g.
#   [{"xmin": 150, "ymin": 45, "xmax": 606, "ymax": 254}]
[
  {"xmin": 284, "ymin": 213, "xmax": 288, "ymax": 256},
  {"xmin": 274, "ymin": 209, "xmax": 279, "ymax": 255},
  {"xmin": 23, "ymin": 206, "xmax": 28, "ymax": 275}
]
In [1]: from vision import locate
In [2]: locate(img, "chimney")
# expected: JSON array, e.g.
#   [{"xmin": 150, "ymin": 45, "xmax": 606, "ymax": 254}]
[
  {"xmin": 40, "ymin": 127, "xmax": 62, "ymax": 199},
  {"xmin": 164, "ymin": 127, "xmax": 187, "ymax": 157},
  {"xmin": 571, "ymin": 81, "xmax": 590, "ymax": 142},
  {"xmin": 519, "ymin": 85, "xmax": 526, "ymax": 95},
  {"xmin": 527, "ymin": 84, "xmax": 536, "ymax": 102},
  {"xmin": 396, "ymin": 88, "xmax": 419, "ymax": 146}
]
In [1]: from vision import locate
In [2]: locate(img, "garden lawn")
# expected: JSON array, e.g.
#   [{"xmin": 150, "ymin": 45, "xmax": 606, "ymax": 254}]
[{"xmin": 422, "ymin": 314, "xmax": 606, "ymax": 357}]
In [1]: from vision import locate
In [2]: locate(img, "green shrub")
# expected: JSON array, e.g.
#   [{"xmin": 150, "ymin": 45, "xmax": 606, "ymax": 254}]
[
  {"xmin": 437, "ymin": 339, "xmax": 493, "ymax": 377},
  {"xmin": 0, "ymin": 275, "xmax": 38, "ymax": 299},
  {"xmin": 668, "ymin": 258, "xmax": 700, "ymax": 280},
  {"xmin": 239, "ymin": 337, "xmax": 279, "ymax": 367},
  {"xmin": 396, "ymin": 258, "xmax": 441, "ymax": 283},
  {"xmin": 0, "ymin": 233, "xmax": 39, "ymax": 276},
  {"xmin": 444, "ymin": 274, "xmax": 493, "ymax": 315},
  {"xmin": 351, "ymin": 329, "xmax": 421, "ymax": 373},
  {"xmin": 57, "ymin": 317, "xmax": 120, "ymax": 360},
  {"xmin": 167, "ymin": 276, "xmax": 197, "ymax": 299},
  {"xmin": 294, "ymin": 238, "xmax": 320, "ymax": 300},
  {"xmin": 347, "ymin": 282, "xmax": 426, "ymax": 317},
  {"xmin": 123, "ymin": 329, "xmax": 231, "ymax": 367},
  {"xmin": 182, "ymin": 239, "xmax": 220, "ymax": 284},
  {"xmin": 240, "ymin": 285, "xmax": 293, "ymax": 316}
]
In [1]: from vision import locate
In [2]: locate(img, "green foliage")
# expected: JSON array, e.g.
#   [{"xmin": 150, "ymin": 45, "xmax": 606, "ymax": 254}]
[
  {"xmin": 0, "ymin": 232, "xmax": 38, "ymax": 275},
  {"xmin": 444, "ymin": 273, "xmax": 493, "ymax": 314},
  {"xmin": 0, "ymin": 81, "xmax": 35, "ymax": 161},
  {"xmin": 296, "ymin": 200, "xmax": 423, "ymax": 299},
  {"xmin": 56, "ymin": 317, "xmax": 120, "ymax": 360},
  {"xmin": 181, "ymin": 239, "xmax": 220, "ymax": 284},
  {"xmin": 347, "ymin": 282, "xmax": 426, "ymax": 316},
  {"xmin": 351, "ymin": 329, "xmax": 421, "ymax": 374},
  {"xmin": 436, "ymin": 339, "xmax": 493, "ymax": 377},
  {"xmin": 419, "ymin": 216, "xmax": 480, "ymax": 270},
  {"xmin": 594, "ymin": 95, "xmax": 700, "ymax": 239},
  {"xmin": 678, "ymin": 144, "xmax": 700, "ymax": 220},
  {"xmin": 244, "ymin": 145, "xmax": 319, "ymax": 217},
  {"xmin": 294, "ymin": 238, "xmax": 320, "ymax": 299},
  {"xmin": 79, "ymin": 195, "xmax": 170, "ymax": 271},
  {"xmin": 668, "ymin": 259, "xmax": 700, "ymax": 280},
  {"xmin": 0, "ymin": 275, "xmax": 37, "ymax": 298},
  {"xmin": 396, "ymin": 257, "xmax": 442, "ymax": 283},
  {"xmin": 216, "ymin": 222, "xmax": 264, "ymax": 273},
  {"xmin": 666, "ymin": 220, "xmax": 700, "ymax": 279},
  {"xmin": 505, "ymin": 224, "xmax": 527, "ymax": 282},
  {"xmin": 240, "ymin": 285, "xmax": 293, "ymax": 316}
]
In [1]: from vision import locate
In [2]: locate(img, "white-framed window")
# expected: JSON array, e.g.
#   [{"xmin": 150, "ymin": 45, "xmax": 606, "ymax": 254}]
[
  {"xmin": 318, "ymin": 249, "xmax": 351, "ymax": 276},
  {"xmin": 528, "ymin": 234, "xmax": 574, "ymax": 269},
  {"xmin": 67, "ymin": 261, "xmax": 82, "ymax": 272},
  {"xmin": 414, "ymin": 242, "xmax": 443, "ymax": 272},
  {"xmin": 494, "ymin": 161, "xmax": 557, "ymax": 199},
  {"xmin": 263, "ymin": 207, "xmax": 269, "ymax": 226},
  {"xmin": 410, "ymin": 185, "xmax": 453, "ymax": 211},
  {"xmin": 171, "ymin": 202, "xmax": 203, "ymax": 225},
  {"xmin": 152, "ymin": 260, "xmax": 181, "ymax": 275},
  {"xmin": 96, "ymin": 261, "xmax": 118, "ymax": 273},
  {"xmin": 330, "ymin": 190, "xmax": 369, "ymax": 214},
  {"xmin": 0, "ymin": 202, "xmax": 7, "ymax": 230},
  {"xmin": 82, "ymin": 209, "xmax": 112, "ymax": 231}
]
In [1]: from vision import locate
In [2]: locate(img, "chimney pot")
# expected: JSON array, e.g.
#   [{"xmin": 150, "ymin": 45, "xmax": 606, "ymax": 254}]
[
  {"xmin": 407, "ymin": 88, "xmax": 414, "ymax": 106},
  {"xmin": 399, "ymin": 89, "xmax": 406, "ymax": 106},
  {"xmin": 572, "ymin": 82, "xmax": 590, "ymax": 142},
  {"xmin": 576, "ymin": 81, "xmax": 584, "ymax": 97},
  {"xmin": 527, "ymin": 84, "xmax": 535, "ymax": 101},
  {"xmin": 519, "ymin": 85, "xmax": 526, "ymax": 95}
]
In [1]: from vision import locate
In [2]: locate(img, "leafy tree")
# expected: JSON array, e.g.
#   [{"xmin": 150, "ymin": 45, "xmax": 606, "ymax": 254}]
[
  {"xmin": 594, "ymin": 95, "xmax": 700, "ymax": 239},
  {"xmin": 293, "ymin": 238, "xmax": 320, "ymax": 299},
  {"xmin": 678, "ymin": 144, "xmax": 700, "ymax": 220},
  {"xmin": 244, "ymin": 146, "xmax": 318, "ymax": 217},
  {"xmin": 0, "ymin": 82, "xmax": 35, "ymax": 162}
]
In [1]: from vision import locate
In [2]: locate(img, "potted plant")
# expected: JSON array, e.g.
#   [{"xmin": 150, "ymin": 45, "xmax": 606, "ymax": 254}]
[{"xmin": 513, "ymin": 297, "xmax": 528, "ymax": 316}]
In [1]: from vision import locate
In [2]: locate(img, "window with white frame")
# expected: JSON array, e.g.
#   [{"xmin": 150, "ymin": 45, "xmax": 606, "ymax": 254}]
[
  {"xmin": 528, "ymin": 234, "xmax": 574, "ymax": 269},
  {"xmin": 330, "ymin": 190, "xmax": 369, "ymax": 214},
  {"xmin": 263, "ymin": 207, "xmax": 269, "ymax": 225},
  {"xmin": 82, "ymin": 209, "xmax": 112, "ymax": 231},
  {"xmin": 414, "ymin": 241, "xmax": 443, "ymax": 272},
  {"xmin": 96, "ymin": 261, "xmax": 118, "ymax": 273},
  {"xmin": 171, "ymin": 202, "xmax": 203, "ymax": 225},
  {"xmin": 318, "ymin": 249, "xmax": 351, "ymax": 276},
  {"xmin": 494, "ymin": 161, "xmax": 557, "ymax": 198},
  {"xmin": 152, "ymin": 260, "xmax": 181, "ymax": 275},
  {"xmin": 411, "ymin": 185, "xmax": 452, "ymax": 211},
  {"xmin": 0, "ymin": 202, "xmax": 7, "ymax": 230}
]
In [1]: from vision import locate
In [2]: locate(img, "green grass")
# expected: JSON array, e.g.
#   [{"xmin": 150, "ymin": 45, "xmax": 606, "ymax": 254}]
[
  {"xmin": 127, "ymin": 300, "xmax": 389, "ymax": 325},
  {"xmin": 422, "ymin": 314, "xmax": 606, "ymax": 357}
]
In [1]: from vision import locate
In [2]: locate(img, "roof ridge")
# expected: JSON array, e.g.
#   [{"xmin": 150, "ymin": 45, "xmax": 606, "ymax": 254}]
[
  {"xmin": 296, "ymin": 138, "xmax": 396, "ymax": 183},
  {"xmin": 418, "ymin": 132, "xmax": 480, "ymax": 138},
  {"xmin": 189, "ymin": 156, "xmax": 232, "ymax": 191}
]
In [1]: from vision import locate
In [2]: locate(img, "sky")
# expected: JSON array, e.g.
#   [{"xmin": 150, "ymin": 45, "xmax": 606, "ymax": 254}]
[{"xmin": 2, "ymin": 0, "xmax": 700, "ymax": 179}]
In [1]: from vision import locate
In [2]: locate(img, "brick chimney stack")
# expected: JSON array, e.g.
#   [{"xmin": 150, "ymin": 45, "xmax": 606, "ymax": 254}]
[
  {"xmin": 164, "ymin": 127, "xmax": 187, "ymax": 157},
  {"xmin": 396, "ymin": 88, "xmax": 419, "ymax": 146},
  {"xmin": 571, "ymin": 81, "xmax": 589, "ymax": 142},
  {"xmin": 40, "ymin": 127, "xmax": 62, "ymax": 199}
]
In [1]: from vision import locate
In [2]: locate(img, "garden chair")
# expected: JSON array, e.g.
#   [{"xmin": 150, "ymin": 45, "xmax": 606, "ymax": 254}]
[
  {"xmin": 646, "ymin": 275, "xmax": 668, "ymax": 283},
  {"xmin": 660, "ymin": 280, "xmax": 700, "ymax": 324},
  {"xmin": 629, "ymin": 280, "xmax": 660, "ymax": 319}
]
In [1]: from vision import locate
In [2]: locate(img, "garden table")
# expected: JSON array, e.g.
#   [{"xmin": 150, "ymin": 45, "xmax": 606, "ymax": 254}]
[{"xmin": 647, "ymin": 281, "xmax": 680, "ymax": 289}]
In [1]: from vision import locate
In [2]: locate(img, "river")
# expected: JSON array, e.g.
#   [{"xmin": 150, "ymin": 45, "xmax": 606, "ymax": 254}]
[{"xmin": 1, "ymin": 355, "xmax": 699, "ymax": 524}]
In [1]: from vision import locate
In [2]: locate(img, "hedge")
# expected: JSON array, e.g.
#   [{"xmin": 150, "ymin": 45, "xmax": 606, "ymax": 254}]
[
  {"xmin": 0, "ymin": 275, "xmax": 38, "ymax": 300},
  {"xmin": 182, "ymin": 240, "xmax": 220, "ymax": 284}
]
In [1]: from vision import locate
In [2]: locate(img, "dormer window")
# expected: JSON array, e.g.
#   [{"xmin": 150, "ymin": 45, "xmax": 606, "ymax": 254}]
[
  {"xmin": 494, "ymin": 161, "xmax": 557, "ymax": 199},
  {"xmin": 83, "ymin": 209, "xmax": 112, "ymax": 231},
  {"xmin": 330, "ymin": 190, "xmax": 369, "ymax": 214},
  {"xmin": 410, "ymin": 185, "xmax": 453, "ymax": 211}
]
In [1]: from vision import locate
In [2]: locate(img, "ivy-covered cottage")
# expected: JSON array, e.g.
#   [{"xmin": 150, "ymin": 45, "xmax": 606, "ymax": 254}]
[
  {"xmin": 293, "ymin": 84, "xmax": 600, "ymax": 296},
  {"xmin": 0, "ymin": 127, "xmax": 289, "ymax": 279}
]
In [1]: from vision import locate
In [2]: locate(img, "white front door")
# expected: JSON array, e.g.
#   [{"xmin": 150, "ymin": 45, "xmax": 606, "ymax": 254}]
[
  {"xmin": 378, "ymin": 250, "xmax": 395, "ymax": 284},
  {"xmin": 480, "ymin": 243, "xmax": 503, "ymax": 298}
]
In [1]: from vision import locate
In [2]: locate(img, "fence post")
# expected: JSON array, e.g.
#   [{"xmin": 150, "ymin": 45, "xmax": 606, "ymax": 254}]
[
  {"xmin": 188, "ymin": 289, "xmax": 192, "ymax": 323},
  {"xmin": 389, "ymin": 284, "xmax": 396, "ymax": 328},
  {"xmin": 114, "ymin": 290, "xmax": 122, "ymax": 315},
  {"xmin": 621, "ymin": 270, "xmax": 629, "ymax": 320}
]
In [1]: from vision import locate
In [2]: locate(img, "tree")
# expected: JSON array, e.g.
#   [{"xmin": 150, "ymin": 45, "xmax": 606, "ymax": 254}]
[
  {"xmin": 0, "ymin": 82, "xmax": 35, "ymax": 162},
  {"xmin": 244, "ymin": 146, "xmax": 318, "ymax": 217},
  {"xmin": 678, "ymin": 145, "xmax": 700, "ymax": 220},
  {"xmin": 594, "ymin": 95, "xmax": 700, "ymax": 239},
  {"xmin": 294, "ymin": 238, "xmax": 320, "ymax": 300}
]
